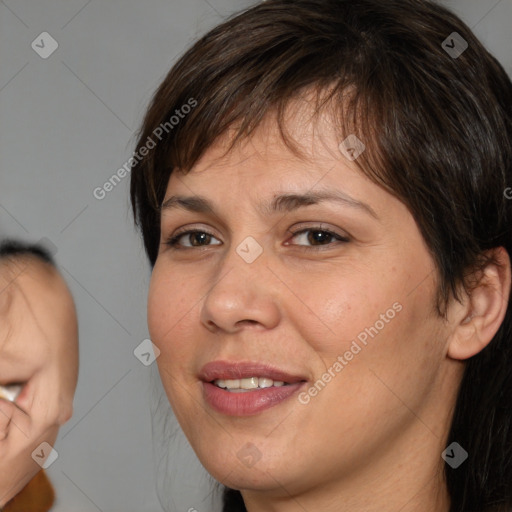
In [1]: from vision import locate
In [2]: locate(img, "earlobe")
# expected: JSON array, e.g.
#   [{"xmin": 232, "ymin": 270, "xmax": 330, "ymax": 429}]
[{"xmin": 447, "ymin": 247, "xmax": 511, "ymax": 361}]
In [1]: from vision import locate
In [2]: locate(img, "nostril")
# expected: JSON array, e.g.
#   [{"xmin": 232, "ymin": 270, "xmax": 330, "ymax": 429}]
[{"xmin": 236, "ymin": 319, "xmax": 258, "ymax": 326}]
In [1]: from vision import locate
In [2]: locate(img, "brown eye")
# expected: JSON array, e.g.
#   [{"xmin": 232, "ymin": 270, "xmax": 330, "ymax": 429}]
[
  {"xmin": 288, "ymin": 227, "xmax": 349, "ymax": 248},
  {"xmin": 166, "ymin": 230, "xmax": 221, "ymax": 249}
]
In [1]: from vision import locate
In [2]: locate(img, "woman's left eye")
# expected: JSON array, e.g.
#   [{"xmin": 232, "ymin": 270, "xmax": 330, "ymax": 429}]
[{"xmin": 287, "ymin": 227, "xmax": 350, "ymax": 248}]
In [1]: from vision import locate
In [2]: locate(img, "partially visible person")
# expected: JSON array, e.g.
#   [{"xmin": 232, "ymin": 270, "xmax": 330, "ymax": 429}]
[{"xmin": 0, "ymin": 240, "xmax": 79, "ymax": 511}]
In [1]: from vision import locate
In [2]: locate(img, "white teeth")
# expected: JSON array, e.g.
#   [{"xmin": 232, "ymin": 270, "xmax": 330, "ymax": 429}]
[
  {"xmin": 225, "ymin": 379, "xmax": 240, "ymax": 389},
  {"xmin": 258, "ymin": 377, "xmax": 273, "ymax": 388},
  {"xmin": 240, "ymin": 377, "xmax": 259, "ymax": 390},
  {"xmin": 213, "ymin": 376, "xmax": 289, "ymax": 391}
]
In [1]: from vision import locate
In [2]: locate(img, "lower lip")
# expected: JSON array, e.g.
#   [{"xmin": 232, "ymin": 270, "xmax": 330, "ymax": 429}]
[{"xmin": 203, "ymin": 381, "xmax": 306, "ymax": 416}]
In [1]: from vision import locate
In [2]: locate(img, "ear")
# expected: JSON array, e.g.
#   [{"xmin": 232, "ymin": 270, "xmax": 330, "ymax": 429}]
[{"xmin": 447, "ymin": 247, "xmax": 511, "ymax": 360}]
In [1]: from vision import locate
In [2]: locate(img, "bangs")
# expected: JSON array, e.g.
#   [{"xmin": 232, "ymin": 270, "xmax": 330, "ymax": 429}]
[{"xmin": 169, "ymin": 82, "xmax": 383, "ymax": 181}]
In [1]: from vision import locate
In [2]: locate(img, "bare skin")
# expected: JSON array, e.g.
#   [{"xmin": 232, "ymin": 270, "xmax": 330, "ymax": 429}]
[
  {"xmin": 0, "ymin": 256, "xmax": 79, "ymax": 507},
  {"xmin": 148, "ymin": 97, "xmax": 510, "ymax": 512}
]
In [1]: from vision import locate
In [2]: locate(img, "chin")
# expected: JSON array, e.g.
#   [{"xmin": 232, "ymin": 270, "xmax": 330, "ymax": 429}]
[
  {"xmin": 212, "ymin": 465, "xmax": 288, "ymax": 493},
  {"xmin": 198, "ymin": 442, "xmax": 299, "ymax": 492}
]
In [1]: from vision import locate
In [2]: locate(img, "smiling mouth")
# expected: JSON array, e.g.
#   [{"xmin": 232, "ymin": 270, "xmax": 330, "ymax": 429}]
[
  {"xmin": 212, "ymin": 376, "xmax": 293, "ymax": 392},
  {"xmin": 203, "ymin": 378, "xmax": 307, "ymax": 416},
  {"xmin": 199, "ymin": 360, "xmax": 308, "ymax": 415}
]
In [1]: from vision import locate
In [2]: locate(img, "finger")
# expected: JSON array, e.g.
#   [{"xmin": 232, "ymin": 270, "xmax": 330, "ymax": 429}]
[
  {"xmin": 0, "ymin": 398, "xmax": 32, "ymax": 445},
  {"xmin": 18, "ymin": 367, "xmax": 64, "ymax": 430},
  {"xmin": 0, "ymin": 399, "xmax": 14, "ymax": 440}
]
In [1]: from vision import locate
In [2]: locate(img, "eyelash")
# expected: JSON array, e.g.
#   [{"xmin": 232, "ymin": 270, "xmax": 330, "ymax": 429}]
[{"xmin": 165, "ymin": 226, "xmax": 350, "ymax": 250}]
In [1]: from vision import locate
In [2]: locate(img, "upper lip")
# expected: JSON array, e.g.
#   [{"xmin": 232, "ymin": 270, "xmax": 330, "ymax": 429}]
[{"xmin": 199, "ymin": 361, "xmax": 307, "ymax": 384}]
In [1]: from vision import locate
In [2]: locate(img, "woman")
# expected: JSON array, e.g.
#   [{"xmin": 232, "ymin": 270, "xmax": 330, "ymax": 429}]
[{"xmin": 130, "ymin": 0, "xmax": 512, "ymax": 510}]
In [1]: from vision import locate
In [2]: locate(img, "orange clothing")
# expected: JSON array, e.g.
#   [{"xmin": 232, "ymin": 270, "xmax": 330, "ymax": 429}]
[{"xmin": 3, "ymin": 471, "xmax": 54, "ymax": 512}]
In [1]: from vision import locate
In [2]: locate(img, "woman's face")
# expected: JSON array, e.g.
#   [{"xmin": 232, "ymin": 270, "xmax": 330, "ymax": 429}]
[{"xmin": 148, "ymin": 103, "xmax": 462, "ymax": 500}]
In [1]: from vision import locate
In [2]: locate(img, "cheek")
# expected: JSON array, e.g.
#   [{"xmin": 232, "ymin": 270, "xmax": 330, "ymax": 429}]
[
  {"xmin": 291, "ymin": 264, "xmax": 403, "ymax": 357},
  {"xmin": 148, "ymin": 263, "xmax": 191, "ymax": 341},
  {"xmin": 147, "ymin": 263, "xmax": 203, "ymax": 386},
  {"xmin": 147, "ymin": 273, "xmax": 193, "ymax": 421},
  {"xmin": 318, "ymin": 286, "xmax": 442, "ymax": 430},
  {"xmin": 291, "ymin": 249, "xmax": 440, "ymax": 398}
]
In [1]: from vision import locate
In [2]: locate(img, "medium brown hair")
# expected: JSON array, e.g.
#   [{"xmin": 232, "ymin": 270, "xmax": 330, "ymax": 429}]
[{"xmin": 130, "ymin": 1, "xmax": 512, "ymax": 510}]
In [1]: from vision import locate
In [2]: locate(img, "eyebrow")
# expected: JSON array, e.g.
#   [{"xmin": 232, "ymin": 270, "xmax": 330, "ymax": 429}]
[{"xmin": 160, "ymin": 190, "xmax": 378, "ymax": 219}]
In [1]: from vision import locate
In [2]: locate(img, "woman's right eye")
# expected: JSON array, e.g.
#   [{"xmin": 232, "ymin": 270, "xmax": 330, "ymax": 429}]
[{"xmin": 165, "ymin": 230, "xmax": 222, "ymax": 249}]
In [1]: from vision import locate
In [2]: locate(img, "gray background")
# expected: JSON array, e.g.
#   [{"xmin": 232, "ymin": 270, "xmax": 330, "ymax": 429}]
[{"xmin": 0, "ymin": 1, "xmax": 510, "ymax": 511}]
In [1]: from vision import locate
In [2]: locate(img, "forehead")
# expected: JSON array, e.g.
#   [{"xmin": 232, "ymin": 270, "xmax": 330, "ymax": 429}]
[
  {"xmin": 198, "ymin": 93, "xmax": 347, "ymax": 168},
  {"xmin": 163, "ymin": 105, "xmax": 388, "ymax": 217},
  {"xmin": 168, "ymin": 101, "xmax": 359, "ymax": 185},
  {"xmin": 0, "ymin": 257, "xmax": 70, "ymax": 314},
  {"xmin": 1, "ymin": 256, "xmax": 52, "ymax": 285}
]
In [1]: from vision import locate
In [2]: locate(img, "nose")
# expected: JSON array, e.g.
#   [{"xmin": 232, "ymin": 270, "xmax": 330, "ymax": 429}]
[{"xmin": 199, "ymin": 244, "xmax": 281, "ymax": 334}]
